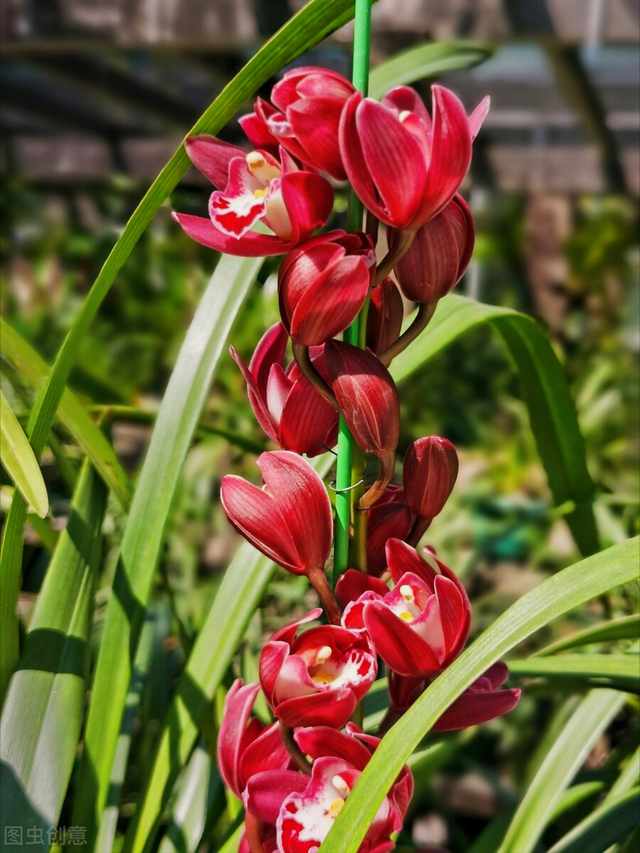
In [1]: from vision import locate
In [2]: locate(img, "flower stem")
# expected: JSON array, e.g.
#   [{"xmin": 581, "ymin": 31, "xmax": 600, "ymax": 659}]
[
  {"xmin": 280, "ymin": 723, "xmax": 312, "ymax": 775},
  {"xmin": 378, "ymin": 301, "xmax": 438, "ymax": 367},
  {"xmin": 333, "ymin": 0, "xmax": 372, "ymax": 588},
  {"xmin": 308, "ymin": 566, "xmax": 342, "ymax": 626},
  {"xmin": 291, "ymin": 341, "xmax": 337, "ymax": 409}
]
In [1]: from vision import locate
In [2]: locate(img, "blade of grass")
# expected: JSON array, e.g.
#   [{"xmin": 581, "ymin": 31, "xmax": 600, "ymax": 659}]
[
  {"xmin": 0, "ymin": 459, "xmax": 107, "ymax": 851},
  {"xmin": 535, "ymin": 615, "xmax": 640, "ymax": 656},
  {"xmin": 123, "ymin": 456, "xmax": 333, "ymax": 853},
  {"xmin": 391, "ymin": 294, "xmax": 599, "ymax": 557},
  {"xmin": 1, "ymin": 319, "xmax": 132, "ymax": 510},
  {"xmin": 369, "ymin": 41, "xmax": 493, "ymax": 97},
  {"xmin": 72, "ymin": 255, "xmax": 263, "ymax": 849},
  {"xmin": 507, "ymin": 654, "xmax": 640, "ymax": 693},
  {"xmin": 0, "ymin": 391, "xmax": 48, "ymax": 518},
  {"xmin": 319, "ymin": 536, "xmax": 639, "ymax": 853},
  {"xmin": 0, "ymin": 0, "xmax": 359, "ymax": 706},
  {"xmin": 546, "ymin": 788, "xmax": 639, "ymax": 853}
]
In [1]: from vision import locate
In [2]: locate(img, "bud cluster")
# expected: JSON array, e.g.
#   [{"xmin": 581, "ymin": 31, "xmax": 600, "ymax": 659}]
[{"xmin": 176, "ymin": 66, "xmax": 519, "ymax": 853}]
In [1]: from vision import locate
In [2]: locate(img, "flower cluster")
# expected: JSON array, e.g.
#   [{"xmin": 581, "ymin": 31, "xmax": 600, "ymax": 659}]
[{"xmin": 177, "ymin": 66, "xmax": 520, "ymax": 853}]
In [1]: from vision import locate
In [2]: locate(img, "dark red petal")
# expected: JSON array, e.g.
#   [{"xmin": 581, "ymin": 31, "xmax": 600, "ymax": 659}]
[
  {"xmin": 258, "ymin": 451, "xmax": 333, "ymax": 572},
  {"xmin": 220, "ymin": 474, "xmax": 303, "ymax": 572},
  {"xmin": 279, "ymin": 370, "xmax": 339, "ymax": 458},
  {"xmin": 217, "ymin": 680, "xmax": 260, "ymax": 798},
  {"xmin": 281, "ymin": 172, "xmax": 334, "ymax": 243},
  {"xmin": 340, "ymin": 93, "xmax": 389, "ymax": 223},
  {"xmin": 288, "ymin": 98, "xmax": 348, "ymax": 180},
  {"xmin": 259, "ymin": 640, "xmax": 290, "ymax": 706},
  {"xmin": 432, "ymin": 688, "xmax": 521, "ymax": 732},
  {"xmin": 335, "ymin": 569, "xmax": 389, "ymax": 609},
  {"xmin": 239, "ymin": 722, "xmax": 290, "ymax": 790},
  {"xmin": 185, "ymin": 135, "xmax": 245, "ymax": 188},
  {"xmin": 275, "ymin": 687, "xmax": 357, "ymax": 728},
  {"xmin": 173, "ymin": 212, "xmax": 292, "ymax": 256},
  {"xmin": 434, "ymin": 574, "xmax": 469, "ymax": 659},
  {"xmin": 230, "ymin": 345, "xmax": 279, "ymax": 445},
  {"xmin": 294, "ymin": 725, "xmax": 372, "ymax": 770},
  {"xmin": 363, "ymin": 600, "xmax": 441, "ymax": 676},
  {"xmin": 386, "ymin": 538, "xmax": 436, "ymax": 587},
  {"xmin": 244, "ymin": 769, "xmax": 308, "ymax": 824}
]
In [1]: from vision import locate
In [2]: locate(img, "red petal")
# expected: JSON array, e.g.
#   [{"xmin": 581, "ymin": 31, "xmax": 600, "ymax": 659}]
[
  {"xmin": 279, "ymin": 372, "xmax": 339, "ymax": 457},
  {"xmin": 289, "ymin": 255, "xmax": 370, "ymax": 346},
  {"xmin": 340, "ymin": 93, "xmax": 389, "ymax": 223},
  {"xmin": 434, "ymin": 574, "xmax": 469, "ymax": 659},
  {"xmin": 220, "ymin": 474, "xmax": 303, "ymax": 572},
  {"xmin": 366, "ymin": 278, "xmax": 405, "ymax": 354},
  {"xmin": 185, "ymin": 135, "xmax": 245, "ymax": 188},
  {"xmin": 391, "ymin": 212, "xmax": 461, "ymax": 303},
  {"xmin": 258, "ymin": 451, "xmax": 332, "ymax": 572},
  {"xmin": 259, "ymin": 640, "xmax": 290, "ymax": 705},
  {"xmin": 239, "ymin": 722, "xmax": 290, "ymax": 790},
  {"xmin": 363, "ymin": 600, "xmax": 440, "ymax": 676},
  {"xmin": 294, "ymin": 725, "xmax": 372, "ymax": 770},
  {"xmin": 276, "ymin": 687, "xmax": 356, "ymax": 728},
  {"xmin": 172, "ymin": 212, "xmax": 292, "ymax": 256},
  {"xmin": 386, "ymin": 538, "xmax": 436, "ymax": 587},
  {"xmin": 288, "ymin": 98, "xmax": 348, "ymax": 180},
  {"xmin": 414, "ymin": 85, "xmax": 472, "ymax": 224},
  {"xmin": 230, "ymin": 346, "xmax": 279, "ymax": 444},
  {"xmin": 244, "ymin": 769, "xmax": 308, "ymax": 824},
  {"xmin": 432, "ymin": 688, "xmax": 521, "ymax": 732},
  {"xmin": 355, "ymin": 98, "xmax": 427, "ymax": 227},
  {"xmin": 469, "ymin": 95, "xmax": 490, "ymax": 140},
  {"xmin": 217, "ymin": 679, "xmax": 261, "ymax": 798},
  {"xmin": 249, "ymin": 322, "xmax": 289, "ymax": 398},
  {"xmin": 281, "ymin": 172, "xmax": 334, "ymax": 243},
  {"xmin": 335, "ymin": 569, "xmax": 389, "ymax": 609}
]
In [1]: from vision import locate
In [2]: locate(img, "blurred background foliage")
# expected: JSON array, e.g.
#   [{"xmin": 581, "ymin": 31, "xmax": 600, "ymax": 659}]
[{"xmin": 1, "ymin": 1, "xmax": 639, "ymax": 850}]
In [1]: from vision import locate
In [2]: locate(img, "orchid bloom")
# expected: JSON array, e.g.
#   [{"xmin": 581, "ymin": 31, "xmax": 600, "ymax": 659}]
[
  {"xmin": 259, "ymin": 610, "xmax": 377, "ymax": 728},
  {"xmin": 174, "ymin": 136, "xmax": 333, "ymax": 256},
  {"xmin": 390, "ymin": 194, "xmax": 475, "ymax": 304},
  {"xmin": 221, "ymin": 450, "xmax": 332, "ymax": 576},
  {"xmin": 403, "ymin": 436, "xmax": 459, "ymax": 521},
  {"xmin": 277, "ymin": 724, "xmax": 413, "ymax": 853},
  {"xmin": 278, "ymin": 230, "xmax": 375, "ymax": 346},
  {"xmin": 231, "ymin": 323, "xmax": 338, "ymax": 457},
  {"xmin": 240, "ymin": 66, "xmax": 356, "ymax": 180},
  {"xmin": 343, "ymin": 539, "xmax": 471, "ymax": 677},
  {"xmin": 340, "ymin": 84, "xmax": 489, "ymax": 229}
]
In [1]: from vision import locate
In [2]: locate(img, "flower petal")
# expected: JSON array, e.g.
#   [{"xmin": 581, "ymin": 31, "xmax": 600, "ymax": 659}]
[
  {"xmin": 469, "ymin": 95, "xmax": 491, "ymax": 140},
  {"xmin": 185, "ymin": 135, "xmax": 245, "ymax": 188},
  {"xmin": 259, "ymin": 640, "xmax": 291, "ymax": 705},
  {"xmin": 230, "ymin": 345, "xmax": 279, "ymax": 444},
  {"xmin": 434, "ymin": 574, "xmax": 469, "ymax": 660},
  {"xmin": 258, "ymin": 451, "xmax": 333, "ymax": 572},
  {"xmin": 432, "ymin": 687, "xmax": 521, "ymax": 732},
  {"xmin": 279, "ymin": 370, "xmax": 339, "ymax": 457},
  {"xmin": 217, "ymin": 679, "xmax": 261, "ymax": 798},
  {"xmin": 172, "ymin": 212, "xmax": 292, "ymax": 256},
  {"xmin": 294, "ymin": 725, "xmax": 372, "ymax": 770},
  {"xmin": 276, "ymin": 687, "xmax": 357, "ymax": 728},
  {"xmin": 386, "ymin": 538, "xmax": 436, "ymax": 587},
  {"xmin": 244, "ymin": 769, "xmax": 308, "ymax": 824},
  {"xmin": 281, "ymin": 171, "xmax": 334, "ymax": 243},
  {"xmin": 335, "ymin": 569, "xmax": 389, "ymax": 610},
  {"xmin": 363, "ymin": 599, "xmax": 441, "ymax": 676},
  {"xmin": 288, "ymin": 98, "xmax": 348, "ymax": 180}
]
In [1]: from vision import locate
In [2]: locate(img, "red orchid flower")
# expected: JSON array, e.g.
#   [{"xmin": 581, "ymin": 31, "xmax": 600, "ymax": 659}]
[
  {"xmin": 276, "ymin": 724, "xmax": 413, "ymax": 853},
  {"xmin": 173, "ymin": 136, "xmax": 333, "ymax": 256},
  {"xmin": 220, "ymin": 451, "xmax": 332, "ymax": 576},
  {"xmin": 231, "ymin": 323, "xmax": 338, "ymax": 457},
  {"xmin": 390, "ymin": 194, "xmax": 475, "ymax": 304},
  {"xmin": 340, "ymin": 84, "xmax": 489, "ymax": 229},
  {"xmin": 278, "ymin": 230, "xmax": 375, "ymax": 346},
  {"xmin": 343, "ymin": 539, "xmax": 471, "ymax": 678},
  {"xmin": 217, "ymin": 680, "xmax": 291, "ymax": 801},
  {"xmin": 431, "ymin": 661, "xmax": 521, "ymax": 731},
  {"xmin": 403, "ymin": 436, "xmax": 459, "ymax": 521},
  {"xmin": 241, "ymin": 67, "xmax": 356, "ymax": 180},
  {"xmin": 259, "ymin": 610, "xmax": 377, "ymax": 728}
]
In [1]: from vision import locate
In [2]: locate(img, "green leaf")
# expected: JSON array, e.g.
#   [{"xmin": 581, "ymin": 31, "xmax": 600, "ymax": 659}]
[
  {"xmin": 536, "ymin": 615, "xmax": 640, "ymax": 656},
  {"xmin": 370, "ymin": 41, "xmax": 493, "ymax": 97},
  {"xmin": 0, "ymin": 459, "xmax": 107, "ymax": 850},
  {"xmin": 0, "ymin": 0, "xmax": 358, "ymax": 706},
  {"xmin": 546, "ymin": 788, "xmax": 639, "ymax": 853},
  {"xmin": 1, "ymin": 319, "xmax": 132, "ymax": 511},
  {"xmin": 123, "ymin": 455, "xmax": 334, "ymax": 853},
  {"xmin": 507, "ymin": 654, "xmax": 640, "ymax": 693},
  {"xmin": 72, "ymin": 255, "xmax": 263, "ymax": 849},
  {"xmin": 157, "ymin": 742, "xmax": 221, "ymax": 853},
  {"xmin": 0, "ymin": 391, "xmax": 48, "ymax": 518},
  {"xmin": 391, "ymin": 294, "xmax": 599, "ymax": 557},
  {"xmin": 496, "ymin": 690, "xmax": 627, "ymax": 853},
  {"xmin": 320, "ymin": 537, "xmax": 639, "ymax": 853}
]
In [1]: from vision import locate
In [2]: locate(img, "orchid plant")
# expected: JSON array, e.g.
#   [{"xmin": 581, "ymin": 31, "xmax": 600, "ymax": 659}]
[{"xmin": 173, "ymin": 26, "xmax": 520, "ymax": 849}]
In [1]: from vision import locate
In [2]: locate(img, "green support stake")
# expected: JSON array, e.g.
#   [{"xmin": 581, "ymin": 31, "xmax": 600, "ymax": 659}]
[{"xmin": 333, "ymin": 0, "xmax": 372, "ymax": 586}]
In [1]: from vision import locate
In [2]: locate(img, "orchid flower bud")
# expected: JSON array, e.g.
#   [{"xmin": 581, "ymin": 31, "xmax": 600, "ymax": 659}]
[
  {"xmin": 403, "ymin": 435, "xmax": 459, "ymax": 520},
  {"xmin": 221, "ymin": 450, "xmax": 332, "ymax": 576},
  {"xmin": 390, "ymin": 194, "xmax": 475, "ymax": 304},
  {"xmin": 279, "ymin": 231, "xmax": 375, "ymax": 346}
]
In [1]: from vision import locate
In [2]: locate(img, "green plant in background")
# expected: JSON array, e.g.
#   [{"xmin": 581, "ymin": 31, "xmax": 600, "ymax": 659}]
[{"xmin": 0, "ymin": 0, "xmax": 638, "ymax": 851}]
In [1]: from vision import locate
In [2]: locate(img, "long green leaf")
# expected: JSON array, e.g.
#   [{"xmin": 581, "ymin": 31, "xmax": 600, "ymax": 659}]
[
  {"xmin": 320, "ymin": 537, "xmax": 639, "ymax": 853},
  {"xmin": 123, "ymin": 455, "xmax": 333, "ymax": 853},
  {"xmin": 1, "ymin": 319, "xmax": 132, "ymax": 510},
  {"xmin": 0, "ymin": 459, "xmax": 106, "ymax": 850},
  {"xmin": 391, "ymin": 294, "xmax": 599, "ymax": 556},
  {"xmin": 497, "ymin": 690, "xmax": 627, "ymax": 853},
  {"xmin": 546, "ymin": 788, "xmax": 639, "ymax": 853},
  {"xmin": 508, "ymin": 654, "xmax": 640, "ymax": 693},
  {"xmin": 370, "ymin": 41, "xmax": 493, "ymax": 97},
  {"xmin": 0, "ymin": 391, "xmax": 48, "ymax": 518},
  {"xmin": 536, "ymin": 615, "xmax": 640, "ymax": 656},
  {"xmin": 0, "ymin": 0, "xmax": 358, "ymax": 707},
  {"xmin": 72, "ymin": 255, "xmax": 262, "ymax": 848}
]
